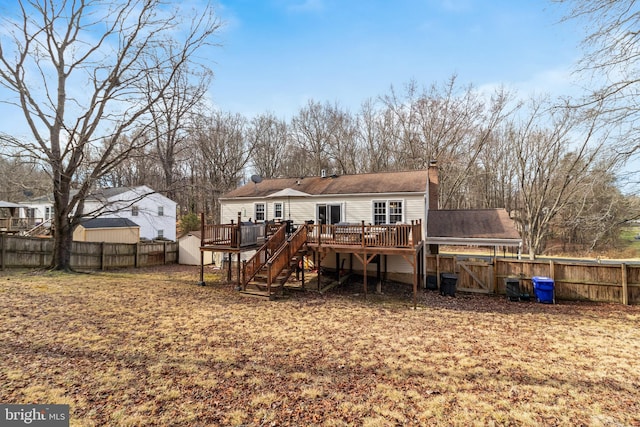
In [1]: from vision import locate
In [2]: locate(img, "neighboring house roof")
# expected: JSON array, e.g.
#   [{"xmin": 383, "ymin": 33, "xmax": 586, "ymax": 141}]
[
  {"xmin": 28, "ymin": 186, "xmax": 172, "ymax": 204},
  {"xmin": 79, "ymin": 218, "xmax": 139, "ymax": 229},
  {"xmin": 93, "ymin": 187, "xmax": 135, "ymax": 199},
  {"xmin": 221, "ymin": 170, "xmax": 430, "ymax": 199},
  {"xmin": 427, "ymin": 209, "xmax": 521, "ymax": 246},
  {"xmin": 0, "ymin": 200, "xmax": 25, "ymax": 208},
  {"xmin": 177, "ymin": 230, "xmax": 202, "ymax": 240}
]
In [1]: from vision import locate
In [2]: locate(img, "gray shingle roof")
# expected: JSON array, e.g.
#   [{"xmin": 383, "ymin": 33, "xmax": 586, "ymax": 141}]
[
  {"xmin": 427, "ymin": 209, "xmax": 520, "ymax": 240},
  {"xmin": 79, "ymin": 218, "xmax": 139, "ymax": 229},
  {"xmin": 222, "ymin": 170, "xmax": 429, "ymax": 199}
]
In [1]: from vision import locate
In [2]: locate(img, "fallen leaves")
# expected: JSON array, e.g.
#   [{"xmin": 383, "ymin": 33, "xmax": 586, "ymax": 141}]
[{"xmin": 0, "ymin": 265, "xmax": 639, "ymax": 426}]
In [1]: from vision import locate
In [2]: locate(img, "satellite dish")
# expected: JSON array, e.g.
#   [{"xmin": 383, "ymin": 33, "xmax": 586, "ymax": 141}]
[{"xmin": 250, "ymin": 175, "xmax": 263, "ymax": 184}]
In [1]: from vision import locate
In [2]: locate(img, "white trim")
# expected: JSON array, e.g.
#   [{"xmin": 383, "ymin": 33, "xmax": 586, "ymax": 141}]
[{"xmin": 424, "ymin": 237, "xmax": 522, "ymax": 247}]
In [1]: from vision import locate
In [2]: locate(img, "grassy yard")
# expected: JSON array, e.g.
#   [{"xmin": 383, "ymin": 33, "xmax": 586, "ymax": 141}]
[{"xmin": 1, "ymin": 266, "xmax": 639, "ymax": 426}]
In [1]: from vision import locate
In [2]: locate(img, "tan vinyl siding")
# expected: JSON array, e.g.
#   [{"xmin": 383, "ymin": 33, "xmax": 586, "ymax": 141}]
[
  {"xmin": 178, "ymin": 234, "xmax": 214, "ymax": 265},
  {"xmin": 222, "ymin": 194, "xmax": 426, "ymax": 225},
  {"xmin": 73, "ymin": 226, "xmax": 139, "ymax": 244}
]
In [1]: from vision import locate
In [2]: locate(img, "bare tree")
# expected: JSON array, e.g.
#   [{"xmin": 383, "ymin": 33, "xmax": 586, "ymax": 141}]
[
  {"xmin": 552, "ymin": 164, "xmax": 628, "ymax": 252},
  {"xmin": 326, "ymin": 106, "xmax": 361, "ymax": 175},
  {"xmin": 290, "ymin": 100, "xmax": 340, "ymax": 176},
  {"xmin": 189, "ymin": 110, "xmax": 253, "ymax": 222},
  {"xmin": 381, "ymin": 76, "xmax": 515, "ymax": 208},
  {"xmin": 0, "ymin": 0, "xmax": 221, "ymax": 270},
  {"xmin": 555, "ymin": 0, "xmax": 640, "ymax": 184},
  {"xmin": 356, "ymin": 99, "xmax": 399, "ymax": 172},
  {"xmin": 248, "ymin": 112, "xmax": 289, "ymax": 179},
  {"xmin": 145, "ymin": 61, "xmax": 212, "ymax": 200},
  {"xmin": 0, "ymin": 150, "xmax": 50, "ymax": 201},
  {"xmin": 510, "ymin": 97, "xmax": 613, "ymax": 259}
]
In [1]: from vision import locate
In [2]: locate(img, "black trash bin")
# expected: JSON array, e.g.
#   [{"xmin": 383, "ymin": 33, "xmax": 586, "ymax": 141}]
[
  {"xmin": 440, "ymin": 273, "xmax": 457, "ymax": 297},
  {"xmin": 426, "ymin": 275, "xmax": 438, "ymax": 291},
  {"xmin": 505, "ymin": 278, "xmax": 521, "ymax": 301}
]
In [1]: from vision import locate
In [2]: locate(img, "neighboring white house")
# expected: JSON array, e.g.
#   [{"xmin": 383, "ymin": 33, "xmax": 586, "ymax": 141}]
[{"xmin": 26, "ymin": 185, "xmax": 177, "ymax": 241}]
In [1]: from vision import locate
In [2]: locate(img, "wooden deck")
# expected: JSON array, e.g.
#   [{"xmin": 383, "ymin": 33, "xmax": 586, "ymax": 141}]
[
  {"xmin": 199, "ymin": 221, "xmax": 422, "ymax": 252},
  {"xmin": 0, "ymin": 217, "xmax": 45, "ymax": 234},
  {"xmin": 305, "ymin": 222, "xmax": 422, "ymax": 253},
  {"xmin": 198, "ymin": 218, "xmax": 425, "ymax": 307}
]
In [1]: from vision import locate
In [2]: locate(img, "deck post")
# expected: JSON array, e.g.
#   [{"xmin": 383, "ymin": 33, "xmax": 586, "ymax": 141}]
[
  {"xmin": 363, "ymin": 253, "xmax": 368, "ymax": 299},
  {"xmin": 376, "ymin": 256, "xmax": 382, "ymax": 294},
  {"xmin": 413, "ymin": 252, "xmax": 418, "ymax": 309},
  {"xmin": 100, "ymin": 242, "xmax": 105, "ymax": 271},
  {"xmin": 236, "ymin": 252, "xmax": 241, "ymax": 288},
  {"xmin": 198, "ymin": 213, "xmax": 205, "ymax": 286},
  {"xmin": 0, "ymin": 233, "xmax": 4, "ymax": 271}
]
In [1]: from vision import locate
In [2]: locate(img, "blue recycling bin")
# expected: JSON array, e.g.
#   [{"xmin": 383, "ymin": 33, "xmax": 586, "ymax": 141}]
[{"xmin": 532, "ymin": 276, "xmax": 555, "ymax": 304}]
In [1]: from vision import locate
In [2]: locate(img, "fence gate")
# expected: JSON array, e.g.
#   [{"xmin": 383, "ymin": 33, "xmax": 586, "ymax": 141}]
[{"xmin": 456, "ymin": 258, "xmax": 494, "ymax": 293}]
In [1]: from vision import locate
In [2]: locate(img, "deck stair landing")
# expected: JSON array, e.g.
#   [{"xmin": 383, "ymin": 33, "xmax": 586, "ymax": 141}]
[{"xmin": 241, "ymin": 225, "xmax": 308, "ymax": 299}]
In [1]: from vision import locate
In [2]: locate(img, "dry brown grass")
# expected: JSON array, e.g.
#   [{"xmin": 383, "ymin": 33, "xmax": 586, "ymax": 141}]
[{"xmin": 1, "ymin": 265, "xmax": 639, "ymax": 426}]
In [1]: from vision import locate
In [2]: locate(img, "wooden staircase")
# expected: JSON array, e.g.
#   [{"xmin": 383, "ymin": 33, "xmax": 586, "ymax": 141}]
[{"xmin": 241, "ymin": 224, "xmax": 308, "ymax": 299}]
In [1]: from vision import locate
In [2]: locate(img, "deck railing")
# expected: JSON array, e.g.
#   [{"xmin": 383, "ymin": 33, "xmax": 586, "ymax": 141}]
[
  {"xmin": 306, "ymin": 221, "xmax": 422, "ymax": 248},
  {"xmin": 201, "ymin": 221, "xmax": 266, "ymax": 248},
  {"xmin": 201, "ymin": 218, "xmax": 422, "ymax": 250},
  {"xmin": 0, "ymin": 217, "xmax": 44, "ymax": 232},
  {"xmin": 202, "ymin": 223, "xmax": 237, "ymax": 246},
  {"xmin": 264, "ymin": 225, "xmax": 308, "ymax": 294}
]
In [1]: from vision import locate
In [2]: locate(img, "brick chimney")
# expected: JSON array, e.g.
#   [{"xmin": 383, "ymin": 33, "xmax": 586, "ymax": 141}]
[{"xmin": 428, "ymin": 160, "xmax": 439, "ymax": 211}]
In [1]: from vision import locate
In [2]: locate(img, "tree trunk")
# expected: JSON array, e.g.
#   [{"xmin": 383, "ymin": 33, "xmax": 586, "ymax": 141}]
[{"xmin": 51, "ymin": 215, "xmax": 74, "ymax": 271}]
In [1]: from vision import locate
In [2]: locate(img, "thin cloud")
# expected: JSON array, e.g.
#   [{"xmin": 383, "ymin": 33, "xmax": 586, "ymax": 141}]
[{"xmin": 286, "ymin": 0, "xmax": 325, "ymax": 13}]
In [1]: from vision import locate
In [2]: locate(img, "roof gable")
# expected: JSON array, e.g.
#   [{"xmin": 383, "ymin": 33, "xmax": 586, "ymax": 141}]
[{"xmin": 222, "ymin": 170, "xmax": 429, "ymax": 199}]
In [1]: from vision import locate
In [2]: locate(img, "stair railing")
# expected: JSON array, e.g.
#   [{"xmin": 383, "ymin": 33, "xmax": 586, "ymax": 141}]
[
  {"xmin": 265, "ymin": 225, "xmax": 308, "ymax": 295},
  {"xmin": 241, "ymin": 223, "xmax": 287, "ymax": 289}
]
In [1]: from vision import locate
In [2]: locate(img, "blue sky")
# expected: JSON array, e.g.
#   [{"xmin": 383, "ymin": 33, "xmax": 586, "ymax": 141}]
[
  {"xmin": 209, "ymin": 0, "xmax": 582, "ymax": 118},
  {"xmin": 0, "ymin": 0, "xmax": 583, "ymax": 135}
]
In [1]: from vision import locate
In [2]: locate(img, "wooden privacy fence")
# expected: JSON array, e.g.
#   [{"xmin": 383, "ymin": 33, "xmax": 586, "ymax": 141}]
[
  {"xmin": 0, "ymin": 234, "xmax": 177, "ymax": 270},
  {"xmin": 426, "ymin": 255, "xmax": 640, "ymax": 305}
]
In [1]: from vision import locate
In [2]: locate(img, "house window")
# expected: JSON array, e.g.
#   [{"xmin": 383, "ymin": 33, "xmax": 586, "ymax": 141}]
[
  {"xmin": 274, "ymin": 202, "xmax": 283, "ymax": 219},
  {"xmin": 373, "ymin": 200, "xmax": 403, "ymax": 225},
  {"xmin": 389, "ymin": 201, "xmax": 403, "ymax": 223},
  {"xmin": 45, "ymin": 206, "xmax": 54, "ymax": 221},
  {"xmin": 158, "ymin": 206, "xmax": 164, "ymax": 216},
  {"xmin": 255, "ymin": 203, "xmax": 265, "ymax": 221},
  {"xmin": 157, "ymin": 229, "xmax": 164, "ymax": 239},
  {"xmin": 132, "ymin": 206, "xmax": 139, "ymax": 216},
  {"xmin": 373, "ymin": 201, "xmax": 387, "ymax": 225}
]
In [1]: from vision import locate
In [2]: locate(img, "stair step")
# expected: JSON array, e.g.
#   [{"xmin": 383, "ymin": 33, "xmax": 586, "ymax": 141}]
[
  {"xmin": 247, "ymin": 282, "xmax": 283, "ymax": 292},
  {"xmin": 239, "ymin": 289, "xmax": 277, "ymax": 299}
]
